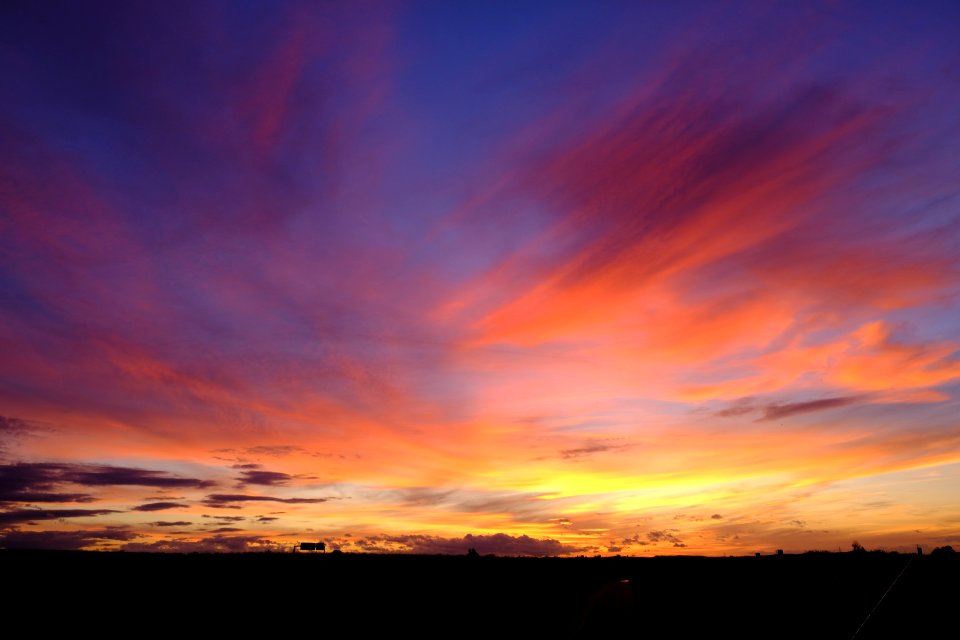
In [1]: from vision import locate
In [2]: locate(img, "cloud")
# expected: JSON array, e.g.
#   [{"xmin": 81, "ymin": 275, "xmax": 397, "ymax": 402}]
[
  {"xmin": 58, "ymin": 465, "xmax": 214, "ymax": 488},
  {"xmin": 380, "ymin": 486, "xmax": 558, "ymax": 522},
  {"xmin": 745, "ymin": 322, "xmax": 960, "ymax": 401},
  {"xmin": 560, "ymin": 442, "xmax": 628, "ymax": 460},
  {"xmin": 448, "ymin": 20, "xmax": 960, "ymax": 426},
  {"xmin": 242, "ymin": 446, "xmax": 305, "ymax": 457},
  {"xmin": 468, "ymin": 78, "xmax": 911, "ymax": 350},
  {"xmin": 387, "ymin": 486, "xmax": 557, "ymax": 520},
  {"xmin": 673, "ymin": 513, "xmax": 718, "ymax": 522},
  {"xmin": 760, "ymin": 397, "xmax": 864, "ymax": 421},
  {"xmin": 355, "ymin": 532, "xmax": 581, "ymax": 556},
  {"xmin": 1, "ymin": 463, "xmax": 95, "ymax": 504},
  {"xmin": 0, "ymin": 416, "xmax": 47, "ymax": 459},
  {"xmin": 447, "ymin": 491, "xmax": 556, "ymax": 523},
  {"xmin": 150, "ymin": 521, "xmax": 193, "ymax": 527},
  {"xmin": 0, "ymin": 508, "xmax": 120, "ymax": 526},
  {"xmin": 395, "ymin": 487, "xmax": 457, "ymax": 506},
  {"xmin": 202, "ymin": 515, "xmax": 246, "ymax": 522},
  {"xmin": 0, "ymin": 462, "xmax": 211, "ymax": 508},
  {"xmin": 714, "ymin": 398, "xmax": 760, "ymax": 418},
  {"xmin": 621, "ymin": 535, "xmax": 649, "ymax": 546},
  {"xmin": 0, "ymin": 416, "xmax": 37, "ymax": 438},
  {"xmin": 236, "ymin": 470, "xmax": 292, "ymax": 486},
  {"xmin": 0, "ymin": 528, "xmax": 139, "ymax": 550},
  {"xmin": 417, "ymin": 532, "xmax": 579, "ymax": 556},
  {"xmin": 132, "ymin": 502, "xmax": 189, "ymax": 512},
  {"xmin": 0, "ymin": 465, "xmax": 96, "ymax": 504},
  {"xmin": 216, "ymin": 447, "xmax": 333, "ymax": 461},
  {"xmin": 712, "ymin": 396, "xmax": 865, "ymax": 421},
  {"xmin": 255, "ymin": 516, "xmax": 278, "ymax": 522},
  {"xmin": 202, "ymin": 494, "xmax": 329, "ymax": 508},
  {"xmin": 210, "ymin": 527, "xmax": 243, "ymax": 533},
  {"xmin": 646, "ymin": 530, "xmax": 684, "ymax": 545},
  {"xmin": 119, "ymin": 535, "xmax": 284, "ymax": 553}
]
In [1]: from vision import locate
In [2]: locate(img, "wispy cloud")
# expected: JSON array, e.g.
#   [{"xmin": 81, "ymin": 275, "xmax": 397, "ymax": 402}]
[
  {"xmin": 202, "ymin": 494, "xmax": 330, "ymax": 508},
  {"xmin": 760, "ymin": 397, "xmax": 864, "ymax": 421},
  {"xmin": 236, "ymin": 469, "xmax": 292, "ymax": 487},
  {"xmin": 354, "ymin": 532, "xmax": 581, "ymax": 556},
  {"xmin": 0, "ymin": 528, "xmax": 139, "ymax": 550},
  {"xmin": 120, "ymin": 535, "xmax": 284, "ymax": 553},
  {"xmin": 132, "ymin": 502, "xmax": 189, "ymax": 512},
  {"xmin": 0, "ymin": 508, "xmax": 120, "ymax": 526}
]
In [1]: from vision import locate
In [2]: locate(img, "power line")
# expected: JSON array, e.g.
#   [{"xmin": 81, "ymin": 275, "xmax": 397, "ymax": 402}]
[{"xmin": 849, "ymin": 556, "xmax": 913, "ymax": 640}]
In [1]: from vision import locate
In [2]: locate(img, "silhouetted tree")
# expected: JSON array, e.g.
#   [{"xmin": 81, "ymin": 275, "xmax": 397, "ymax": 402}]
[
  {"xmin": 851, "ymin": 541, "xmax": 866, "ymax": 553},
  {"xmin": 930, "ymin": 545, "xmax": 955, "ymax": 557},
  {"xmin": 467, "ymin": 547, "xmax": 479, "ymax": 558}
]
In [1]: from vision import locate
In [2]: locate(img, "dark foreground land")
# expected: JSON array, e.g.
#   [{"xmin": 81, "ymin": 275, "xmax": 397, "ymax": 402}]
[{"xmin": 3, "ymin": 550, "xmax": 956, "ymax": 638}]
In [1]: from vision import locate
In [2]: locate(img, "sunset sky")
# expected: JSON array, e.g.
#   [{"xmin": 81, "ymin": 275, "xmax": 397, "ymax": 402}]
[{"xmin": 2, "ymin": 1, "xmax": 959, "ymax": 555}]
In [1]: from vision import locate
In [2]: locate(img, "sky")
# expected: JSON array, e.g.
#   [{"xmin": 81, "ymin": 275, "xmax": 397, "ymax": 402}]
[{"xmin": 1, "ymin": 1, "xmax": 959, "ymax": 555}]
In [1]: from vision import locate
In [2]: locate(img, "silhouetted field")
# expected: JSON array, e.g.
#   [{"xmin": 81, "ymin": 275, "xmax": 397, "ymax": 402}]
[{"xmin": 3, "ymin": 550, "xmax": 955, "ymax": 637}]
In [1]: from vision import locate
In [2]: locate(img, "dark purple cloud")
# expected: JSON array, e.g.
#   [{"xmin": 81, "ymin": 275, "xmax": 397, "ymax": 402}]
[
  {"xmin": 61, "ymin": 465, "xmax": 214, "ymax": 488},
  {"xmin": 202, "ymin": 514, "xmax": 246, "ymax": 522},
  {"xmin": 357, "ymin": 532, "xmax": 580, "ymax": 556},
  {"xmin": 0, "ymin": 416, "xmax": 46, "ymax": 459},
  {"xmin": 132, "ymin": 502, "xmax": 189, "ymax": 512},
  {"xmin": 120, "ymin": 535, "xmax": 283, "ymax": 553},
  {"xmin": 0, "ymin": 462, "xmax": 211, "ymax": 507},
  {"xmin": 202, "ymin": 493, "xmax": 329, "ymax": 508},
  {"xmin": 243, "ymin": 446, "xmax": 305, "ymax": 457},
  {"xmin": 621, "ymin": 534, "xmax": 648, "ymax": 546},
  {"xmin": 149, "ymin": 521, "xmax": 193, "ymax": 527},
  {"xmin": 255, "ymin": 516, "xmax": 279, "ymax": 523},
  {"xmin": 714, "ymin": 398, "xmax": 759, "ymax": 418},
  {"xmin": 236, "ymin": 469, "xmax": 292, "ymax": 486},
  {"xmin": 0, "ymin": 508, "xmax": 119, "ymax": 526},
  {"xmin": 620, "ymin": 530, "xmax": 688, "ymax": 548},
  {"xmin": 0, "ymin": 416, "xmax": 36, "ymax": 437},
  {"xmin": 1, "ymin": 463, "xmax": 95, "ymax": 504},
  {"xmin": 560, "ymin": 442, "xmax": 627, "ymax": 460},
  {"xmin": 761, "ymin": 397, "xmax": 864, "ymax": 421},
  {"xmin": 646, "ymin": 530, "xmax": 685, "ymax": 546},
  {"xmin": 209, "ymin": 527, "xmax": 243, "ymax": 533},
  {"xmin": 713, "ymin": 396, "xmax": 864, "ymax": 421},
  {"xmin": 0, "ymin": 528, "xmax": 138, "ymax": 550}
]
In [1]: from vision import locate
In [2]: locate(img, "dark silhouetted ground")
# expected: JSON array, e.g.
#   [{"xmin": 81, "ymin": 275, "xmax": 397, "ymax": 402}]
[{"xmin": 3, "ymin": 550, "xmax": 955, "ymax": 637}]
